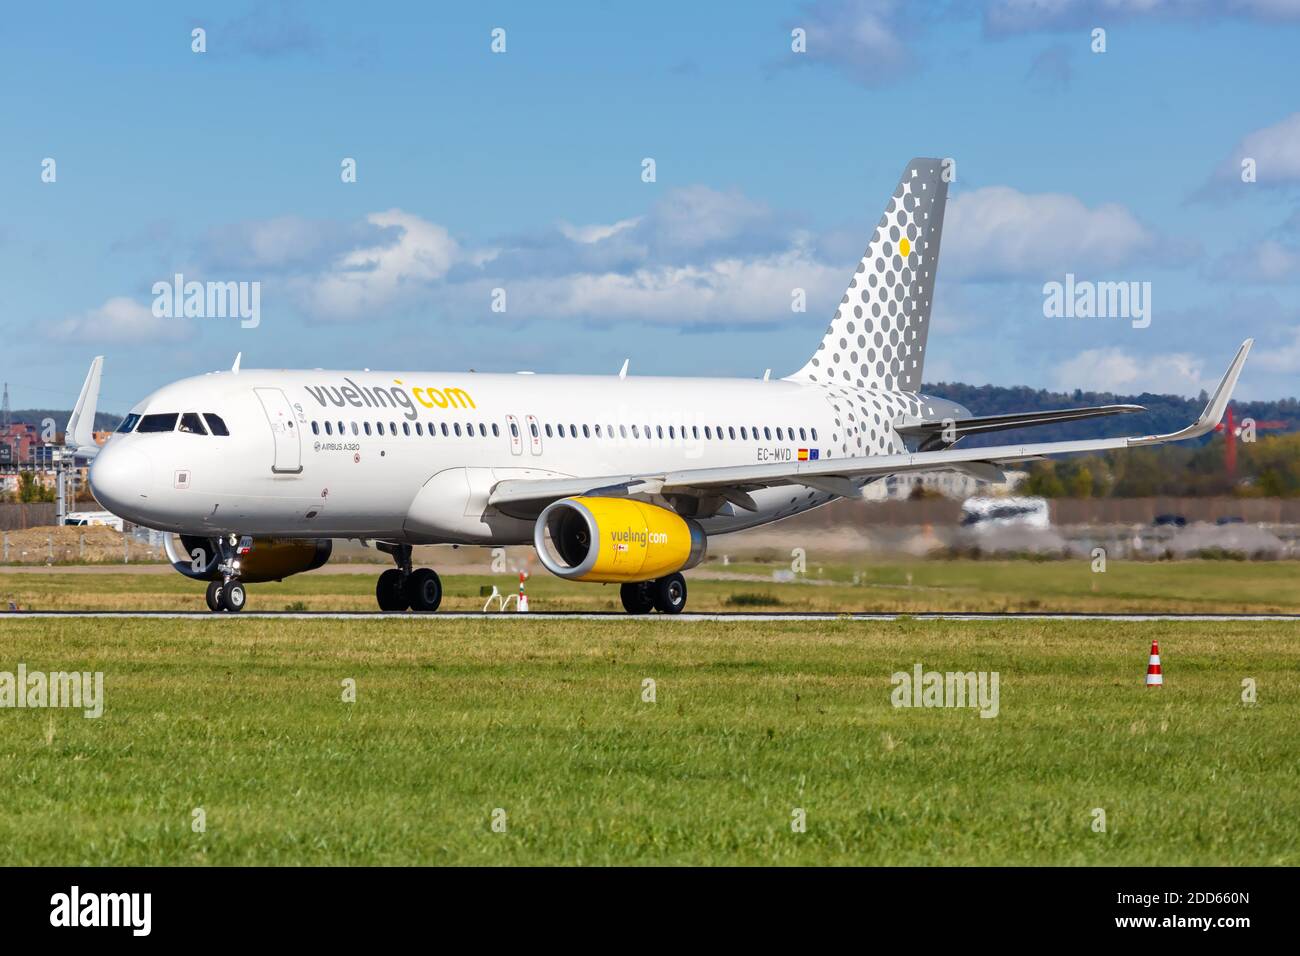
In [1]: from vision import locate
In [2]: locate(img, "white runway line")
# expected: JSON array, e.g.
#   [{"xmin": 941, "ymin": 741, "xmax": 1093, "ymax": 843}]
[{"xmin": 2, "ymin": 611, "xmax": 1298, "ymax": 622}]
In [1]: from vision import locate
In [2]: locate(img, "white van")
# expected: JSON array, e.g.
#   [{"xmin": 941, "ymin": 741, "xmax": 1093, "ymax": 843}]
[
  {"xmin": 63, "ymin": 510, "xmax": 125, "ymax": 531},
  {"xmin": 959, "ymin": 496, "xmax": 1050, "ymax": 532}
]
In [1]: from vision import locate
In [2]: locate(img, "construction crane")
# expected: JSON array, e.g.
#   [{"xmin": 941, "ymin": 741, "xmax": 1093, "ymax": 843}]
[{"xmin": 1215, "ymin": 404, "xmax": 1287, "ymax": 480}]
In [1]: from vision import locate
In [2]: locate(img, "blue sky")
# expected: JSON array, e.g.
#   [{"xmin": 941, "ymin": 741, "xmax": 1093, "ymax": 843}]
[{"xmin": 2, "ymin": 0, "xmax": 1299, "ymax": 414}]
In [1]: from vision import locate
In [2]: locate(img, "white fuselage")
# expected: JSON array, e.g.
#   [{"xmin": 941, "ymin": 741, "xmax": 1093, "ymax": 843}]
[{"xmin": 89, "ymin": 368, "xmax": 965, "ymax": 544}]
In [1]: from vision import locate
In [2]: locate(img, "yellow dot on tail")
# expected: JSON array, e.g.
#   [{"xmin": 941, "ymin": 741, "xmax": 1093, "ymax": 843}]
[{"xmin": 899, "ymin": 237, "xmax": 911, "ymax": 256}]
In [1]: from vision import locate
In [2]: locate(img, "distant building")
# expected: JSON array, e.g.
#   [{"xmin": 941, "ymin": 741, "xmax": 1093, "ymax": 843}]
[{"xmin": 864, "ymin": 469, "xmax": 1028, "ymax": 502}]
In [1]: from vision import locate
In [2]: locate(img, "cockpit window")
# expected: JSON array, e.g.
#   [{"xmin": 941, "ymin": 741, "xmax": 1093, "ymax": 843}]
[
  {"xmin": 179, "ymin": 413, "xmax": 208, "ymax": 435},
  {"xmin": 116, "ymin": 413, "xmax": 141, "ymax": 434},
  {"xmin": 137, "ymin": 413, "xmax": 179, "ymax": 433},
  {"xmin": 204, "ymin": 413, "xmax": 230, "ymax": 436}
]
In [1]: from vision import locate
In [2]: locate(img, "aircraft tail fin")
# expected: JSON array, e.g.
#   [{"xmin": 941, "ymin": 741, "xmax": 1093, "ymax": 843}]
[
  {"xmin": 65, "ymin": 356, "xmax": 103, "ymax": 456},
  {"xmin": 788, "ymin": 157, "xmax": 949, "ymax": 392}
]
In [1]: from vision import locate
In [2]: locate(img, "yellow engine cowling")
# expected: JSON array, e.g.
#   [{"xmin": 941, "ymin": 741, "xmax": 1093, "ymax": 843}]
[{"xmin": 534, "ymin": 497, "xmax": 706, "ymax": 583}]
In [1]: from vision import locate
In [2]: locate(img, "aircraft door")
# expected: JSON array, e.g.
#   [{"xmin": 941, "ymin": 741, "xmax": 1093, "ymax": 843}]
[
  {"xmin": 254, "ymin": 387, "xmax": 303, "ymax": 474},
  {"xmin": 505, "ymin": 415, "xmax": 523, "ymax": 456},
  {"xmin": 525, "ymin": 414, "xmax": 543, "ymax": 455}
]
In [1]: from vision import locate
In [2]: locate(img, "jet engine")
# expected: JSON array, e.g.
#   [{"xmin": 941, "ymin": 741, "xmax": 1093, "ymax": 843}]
[
  {"xmin": 534, "ymin": 497, "xmax": 706, "ymax": 582},
  {"xmin": 167, "ymin": 535, "xmax": 333, "ymax": 583}
]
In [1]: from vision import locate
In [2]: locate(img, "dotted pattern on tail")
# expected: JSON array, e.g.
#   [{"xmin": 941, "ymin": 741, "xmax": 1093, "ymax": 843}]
[{"xmin": 790, "ymin": 157, "xmax": 948, "ymax": 395}]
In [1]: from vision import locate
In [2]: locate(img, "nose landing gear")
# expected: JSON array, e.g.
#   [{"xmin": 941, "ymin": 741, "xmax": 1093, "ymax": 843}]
[
  {"xmin": 375, "ymin": 543, "xmax": 443, "ymax": 612},
  {"xmin": 205, "ymin": 534, "xmax": 249, "ymax": 613},
  {"xmin": 620, "ymin": 572, "xmax": 687, "ymax": 614}
]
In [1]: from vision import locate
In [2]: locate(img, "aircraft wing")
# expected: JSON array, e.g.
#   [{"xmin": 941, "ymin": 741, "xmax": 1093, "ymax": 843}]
[
  {"xmin": 488, "ymin": 340, "xmax": 1251, "ymax": 515},
  {"xmin": 893, "ymin": 403, "xmax": 1144, "ymax": 443}
]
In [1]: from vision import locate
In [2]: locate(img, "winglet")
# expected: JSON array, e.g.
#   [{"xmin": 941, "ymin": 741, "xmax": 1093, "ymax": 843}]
[
  {"xmin": 618, "ymin": 358, "xmax": 629, "ymax": 380},
  {"xmin": 232, "ymin": 352, "xmax": 242, "ymax": 374},
  {"xmin": 1129, "ymin": 339, "xmax": 1252, "ymax": 446},
  {"xmin": 65, "ymin": 356, "xmax": 103, "ymax": 455}
]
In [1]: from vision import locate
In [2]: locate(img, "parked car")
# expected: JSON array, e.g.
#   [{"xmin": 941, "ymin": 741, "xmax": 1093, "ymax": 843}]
[
  {"xmin": 1152, "ymin": 513, "xmax": 1187, "ymax": 528},
  {"xmin": 959, "ymin": 496, "xmax": 1050, "ymax": 532},
  {"xmin": 1215, "ymin": 516, "xmax": 1245, "ymax": 525}
]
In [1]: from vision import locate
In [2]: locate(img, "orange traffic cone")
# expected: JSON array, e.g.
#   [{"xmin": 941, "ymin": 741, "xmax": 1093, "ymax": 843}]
[{"xmin": 1145, "ymin": 639, "xmax": 1163, "ymax": 688}]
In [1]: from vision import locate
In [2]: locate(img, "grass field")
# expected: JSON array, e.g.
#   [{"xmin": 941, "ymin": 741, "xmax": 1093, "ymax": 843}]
[
  {"xmin": 1, "ymin": 615, "xmax": 1297, "ymax": 865},
  {"xmin": 4, "ymin": 558, "xmax": 1300, "ymax": 613}
]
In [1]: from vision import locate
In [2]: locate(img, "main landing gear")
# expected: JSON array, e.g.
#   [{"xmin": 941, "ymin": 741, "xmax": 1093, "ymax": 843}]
[
  {"xmin": 375, "ymin": 543, "xmax": 443, "ymax": 612},
  {"xmin": 620, "ymin": 572, "xmax": 688, "ymax": 615}
]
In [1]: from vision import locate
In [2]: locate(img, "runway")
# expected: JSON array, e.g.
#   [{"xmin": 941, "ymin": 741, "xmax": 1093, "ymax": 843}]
[{"xmin": 3, "ymin": 611, "xmax": 1299, "ymax": 622}]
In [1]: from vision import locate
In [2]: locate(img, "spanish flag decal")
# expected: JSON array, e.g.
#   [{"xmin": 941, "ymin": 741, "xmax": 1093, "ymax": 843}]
[{"xmin": 798, "ymin": 449, "xmax": 809, "ymax": 461}]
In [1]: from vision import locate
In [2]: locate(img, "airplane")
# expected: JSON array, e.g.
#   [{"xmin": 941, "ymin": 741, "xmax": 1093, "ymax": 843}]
[{"xmin": 82, "ymin": 157, "xmax": 1252, "ymax": 614}]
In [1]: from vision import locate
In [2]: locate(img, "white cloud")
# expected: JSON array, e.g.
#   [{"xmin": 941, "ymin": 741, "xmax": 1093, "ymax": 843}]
[
  {"xmin": 1052, "ymin": 347, "xmax": 1207, "ymax": 397},
  {"xmin": 1208, "ymin": 111, "xmax": 1300, "ymax": 189},
  {"xmin": 1209, "ymin": 238, "xmax": 1300, "ymax": 283},
  {"xmin": 783, "ymin": 0, "xmax": 913, "ymax": 87},
  {"xmin": 286, "ymin": 209, "xmax": 460, "ymax": 322},
  {"xmin": 943, "ymin": 186, "xmax": 1169, "ymax": 280},
  {"xmin": 985, "ymin": 0, "xmax": 1300, "ymax": 35},
  {"xmin": 48, "ymin": 296, "xmax": 191, "ymax": 343}
]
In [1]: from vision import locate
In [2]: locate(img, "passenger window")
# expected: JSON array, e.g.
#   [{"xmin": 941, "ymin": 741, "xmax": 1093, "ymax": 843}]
[
  {"xmin": 389, "ymin": 421, "xmax": 397, "ymax": 435},
  {"xmin": 811, "ymin": 427, "xmax": 819, "ymax": 441},
  {"xmin": 403, "ymin": 423, "xmax": 411, "ymax": 436},
  {"xmin": 377, "ymin": 422, "xmax": 385, "ymax": 435},
  {"xmin": 337, "ymin": 421, "xmax": 345, "ymax": 435},
  {"xmin": 740, "ymin": 426, "xmax": 748, "ymax": 440},
  {"xmin": 137, "ymin": 413, "xmax": 179, "ymax": 433},
  {"xmin": 178, "ymin": 413, "xmax": 207, "ymax": 435},
  {"xmin": 594, "ymin": 425, "xmax": 601, "ymax": 437},
  {"xmin": 800, "ymin": 427, "xmax": 807, "ymax": 441},
  {"xmin": 325, "ymin": 421, "xmax": 334, "ymax": 436},
  {"xmin": 776, "ymin": 427, "xmax": 784, "ymax": 440},
  {"xmin": 479, "ymin": 423, "xmax": 487, "ymax": 437},
  {"xmin": 704, "ymin": 426, "xmax": 712, "ymax": 440},
  {"xmin": 569, "ymin": 424, "xmax": 577, "ymax": 437},
  {"xmin": 728, "ymin": 426, "xmax": 736, "ymax": 440},
  {"xmin": 529, "ymin": 423, "xmax": 538, "ymax": 438},
  {"xmin": 116, "ymin": 413, "xmax": 141, "ymax": 434},
  {"xmin": 455, "ymin": 423, "xmax": 463, "ymax": 437},
  {"xmin": 631, "ymin": 425, "xmax": 639, "ymax": 439},
  {"xmin": 492, "ymin": 423, "xmax": 500, "ymax": 437},
  {"xmin": 203, "ymin": 413, "xmax": 230, "ymax": 436},
  {"xmin": 764, "ymin": 427, "xmax": 771, "ymax": 440},
  {"xmin": 509, "ymin": 422, "xmax": 519, "ymax": 437},
  {"xmin": 415, "ymin": 422, "xmax": 423, "ymax": 436},
  {"xmin": 583, "ymin": 425, "xmax": 591, "ymax": 438},
  {"xmin": 466, "ymin": 422, "xmax": 473, "ymax": 436},
  {"xmin": 545, "ymin": 424, "xmax": 553, "ymax": 438},
  {"xmin": 311, "ymin": 421, "xmax": 320, "ymax": 435},
  {"xmin": 351, "ymin": 422, "xmax": 359, "ymax": 436},
  {"xmin": 364, "ymin": 422, "xmax": 372, "ymax": 436},
  {"xmin": 619, "ymin": 425, "xmax": 628, "ymax": 439},
  {"xmin": 442, "ymin": 423, "xmax": 449, "ymax": 436}
]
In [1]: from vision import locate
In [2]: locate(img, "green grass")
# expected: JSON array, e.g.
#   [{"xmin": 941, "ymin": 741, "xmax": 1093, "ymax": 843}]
[
  {"xmin": 1, "ymin": 617, "xmax": 1297, "ymax": 865},
  {"xmin": 5, "ymin": 558, "xmax": 1300, "ymax": 613}
]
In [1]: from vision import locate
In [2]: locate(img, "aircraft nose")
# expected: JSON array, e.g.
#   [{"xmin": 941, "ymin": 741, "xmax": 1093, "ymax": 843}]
[{"xmin": 89, "ymin": 444, "xmax": 152, "ymax": 517}]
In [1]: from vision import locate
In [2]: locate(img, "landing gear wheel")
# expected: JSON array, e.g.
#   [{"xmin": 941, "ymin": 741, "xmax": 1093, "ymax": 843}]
[
  {"xmin": 205, "ymin": 580, "xmax": 225, "ymax": 613},
  {"xmin": 620, "ymin": 581, "xmax": 656, "ymax": 614},
  {"xmin": 652, "ymin": 573, "xmax": 687, "ymax": 614},
  {"xmin": 221, "ymin": 580, "xmax": 247, "ymax": 613},
  {"xmin": 406, "ymin": 568, "xmax": 443, "ymax": 613},
  {"xmin": 376, "ymin": 568, "xmax": 410, "ymax": 611}
]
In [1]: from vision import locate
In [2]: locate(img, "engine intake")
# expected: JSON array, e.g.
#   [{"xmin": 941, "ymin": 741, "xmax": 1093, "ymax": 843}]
[{"xmin": 534, "ymin": 497, "xmax": 705, "ymax": 582}]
